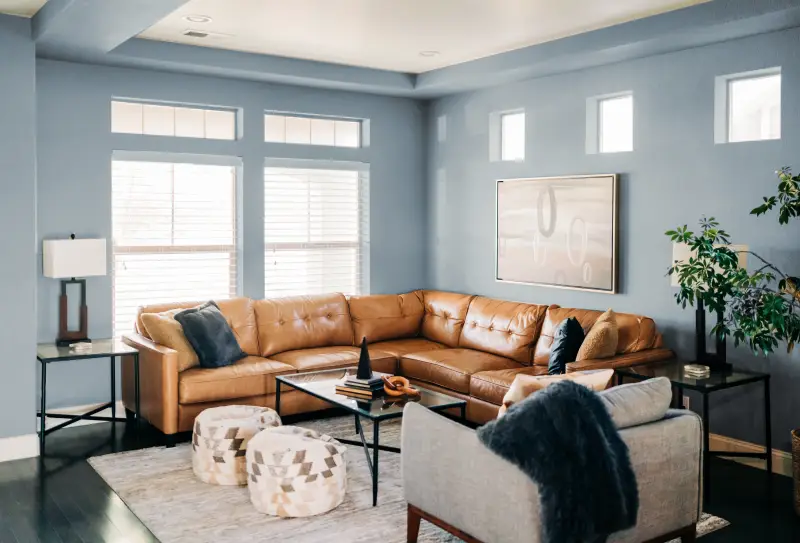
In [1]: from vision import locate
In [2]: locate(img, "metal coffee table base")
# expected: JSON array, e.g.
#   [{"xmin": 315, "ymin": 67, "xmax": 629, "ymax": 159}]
[{"xmin": 275, "ymin": 382, "xmax": 466, "ymax": 507}]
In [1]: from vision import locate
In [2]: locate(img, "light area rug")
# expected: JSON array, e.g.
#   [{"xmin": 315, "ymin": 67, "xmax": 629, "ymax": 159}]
[{"xmin": 89, "ymin": 416, "xmax": 729, "ymax": 543}]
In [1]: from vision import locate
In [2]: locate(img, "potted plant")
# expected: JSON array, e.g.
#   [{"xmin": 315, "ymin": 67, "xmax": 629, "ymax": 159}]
[{"xmin": 666, "ymin": 167, "xmax": 800, "ymax": 513}]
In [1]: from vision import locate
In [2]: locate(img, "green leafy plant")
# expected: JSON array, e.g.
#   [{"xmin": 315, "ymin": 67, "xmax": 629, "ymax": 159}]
[
  {"xmin": 666, "ymin": 169, "xmax": 800, "ymax": 355},
  {"xmin": 751, "ymin": 167, "xmax": 800, "ymax": 225}
]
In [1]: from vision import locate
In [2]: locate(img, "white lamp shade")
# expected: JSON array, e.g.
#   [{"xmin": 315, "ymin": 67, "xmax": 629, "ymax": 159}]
[
  {"xmin": 670, "ymin": 242, "xmax": 748, "ymax": 287},
  {"xmin": 43, "ymin": 238, "xmax": 107, "ymax": 278}
]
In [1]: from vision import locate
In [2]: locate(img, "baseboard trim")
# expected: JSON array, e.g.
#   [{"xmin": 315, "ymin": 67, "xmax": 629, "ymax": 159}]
[
  {"xmin": 0, "ymin": 400, "xmax": 127, "ymax": 464},
  {"xmin": 0, "ymin": 434, "xmax": 39, "ymax": 462},
  {"xmin": 710, "ymin": 433, "xmax": 792, "ymax": 478}
]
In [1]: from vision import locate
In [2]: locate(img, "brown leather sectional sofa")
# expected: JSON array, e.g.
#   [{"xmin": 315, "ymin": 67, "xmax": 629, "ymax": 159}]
[{"xmin": 121, "ymin": 290, "xmax": 673, "ymax": 436}]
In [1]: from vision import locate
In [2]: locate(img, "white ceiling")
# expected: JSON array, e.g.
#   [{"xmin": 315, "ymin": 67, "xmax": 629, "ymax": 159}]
[
  {"xmin": 0, "ymin": 0, "xmax": 46, "ymax": 17},
  {"xmin": 141, "ymin": 0, "xmax": 709, "ymax": 73}
]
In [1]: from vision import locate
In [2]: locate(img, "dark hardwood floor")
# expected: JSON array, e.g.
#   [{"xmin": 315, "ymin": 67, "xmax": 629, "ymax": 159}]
[{"xmin": 0, "ymin": 419, "xmax": 798, "ymax": 542}]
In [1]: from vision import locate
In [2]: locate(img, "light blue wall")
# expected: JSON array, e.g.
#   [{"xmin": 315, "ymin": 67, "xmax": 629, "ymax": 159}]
[
  {"xmin": 0, "ymin": 16, "xmax": 37, "ymax": 439},
  {"xmin": 36, "ymin": 59, "xmax": 427, "ymax": 409},
  {"xmin": 428, "ymin": 27, "xmax": 800, "ymax": 450}
]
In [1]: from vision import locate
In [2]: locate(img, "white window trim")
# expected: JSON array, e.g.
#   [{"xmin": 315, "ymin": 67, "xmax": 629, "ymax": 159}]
[
  {"xmin": 586, "ymin": 91, "xmax": 633, "ymax": 155},
  {"xmin": 490, "ymin": 109, "xmax": 525, "ymax": 162},
  {"xmin": 263, "ymin": 158, "xmax": 370, "ymax": 297},
  {"xmin": 714, "ymin": 67, "xmax": 782, "ymax": 144}
]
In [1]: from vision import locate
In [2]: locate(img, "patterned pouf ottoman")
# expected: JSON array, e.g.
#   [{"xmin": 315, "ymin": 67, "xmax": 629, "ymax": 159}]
[
  {"xmin": 192, "ymin": 405, "xmax": 281, "ymax": 486},
  {"xmin": 247, "ymin": 426, "xmax": 347, "ymax": 517}
]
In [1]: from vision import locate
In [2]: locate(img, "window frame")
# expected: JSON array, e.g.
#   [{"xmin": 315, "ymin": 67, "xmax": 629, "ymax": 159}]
[
  {"xmin": 263, "ymin": 158, "xmax": 370, "ymax": 298},
  {"xmin": 498, "ymin": 109, "xmax": 526, "ymax": 162},
  {"xmin": 714, "ymin": 67, "xmax": 782, "ymax": 144},
  {"xmin": 264, "ymin": 111, "xmax": 366, "ymax": 148},
  {"xmin": 111, "ymin": 98, "xmax": 241, "ymax": 141},
  {"xmin": 110, "ymin": 151, "xmax": 242, "ymax": 336},
  {"xmin": 585, "ymin": 91, "xmax": 634, "ymax": 154}
]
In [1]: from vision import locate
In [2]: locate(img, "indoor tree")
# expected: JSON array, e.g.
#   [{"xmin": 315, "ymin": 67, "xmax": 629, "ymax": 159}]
[{"xmin": 665, "ymin": 167, "xmax": 800, "ymax": 355}]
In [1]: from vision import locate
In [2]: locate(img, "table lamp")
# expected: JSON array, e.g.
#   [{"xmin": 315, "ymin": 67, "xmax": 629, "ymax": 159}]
[
  {"xmin": 671, "ymin": 242, "xmax": 748, "ymax": 369},
  {"xmin": 43, "ymin": 235, "xmax": 107, "ymax": 346}
]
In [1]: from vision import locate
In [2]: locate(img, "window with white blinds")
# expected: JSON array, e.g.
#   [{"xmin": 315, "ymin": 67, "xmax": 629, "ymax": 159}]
[
  {"xmin": 112, "ymin": 157, "xmax": 239, "ymax": 336},
  {"xmin": 264, "ymin": 162, "xmax": 369, "ymax": 297}
]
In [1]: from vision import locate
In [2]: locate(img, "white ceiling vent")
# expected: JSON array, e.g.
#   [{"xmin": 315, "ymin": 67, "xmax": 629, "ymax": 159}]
[{"xmin": 181, "ymin": 29, "xmax": 232, "ymax": 40}]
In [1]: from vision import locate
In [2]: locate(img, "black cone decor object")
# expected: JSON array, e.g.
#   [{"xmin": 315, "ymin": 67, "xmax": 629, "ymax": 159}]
[{"xmin": 356, "ymin": 337, "xmax": 373, "ymax": 380}]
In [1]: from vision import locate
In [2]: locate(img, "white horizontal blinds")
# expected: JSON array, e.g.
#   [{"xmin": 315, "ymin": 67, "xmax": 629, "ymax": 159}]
[
  {"xmin": 111, "ymin": 101, "xmax": 237, "ymax": 140},
  {"xmin": 112, "ymin": 159, "xmax": 238, "ymax": 336},
  {"xmin": 264, "ymin": 164, "xmax": 369, "ymax": 297}
]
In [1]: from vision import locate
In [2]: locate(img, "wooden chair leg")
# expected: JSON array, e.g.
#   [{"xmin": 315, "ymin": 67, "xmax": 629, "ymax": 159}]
[
  {"xmin": 681, "ymin": 523, "xmax": 697, "ymax": 543},
  {"xmin": 407, "ymin": 504, "xmax": 422, "ymax": 543}
]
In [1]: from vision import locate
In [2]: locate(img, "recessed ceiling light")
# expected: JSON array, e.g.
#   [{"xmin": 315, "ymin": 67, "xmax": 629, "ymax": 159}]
[
  {"xmin": 419, "ymin": 51, "xmax": 440, "ymax": 57},
  {"xmin": 184, "ymin": 15, "xmax": 212, "ymax": 24}
]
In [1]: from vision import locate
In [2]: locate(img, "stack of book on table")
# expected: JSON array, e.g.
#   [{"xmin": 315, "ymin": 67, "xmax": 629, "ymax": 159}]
[{"xmin": 335, "ymin": 372, "xmax": 389, "ymax": 399}]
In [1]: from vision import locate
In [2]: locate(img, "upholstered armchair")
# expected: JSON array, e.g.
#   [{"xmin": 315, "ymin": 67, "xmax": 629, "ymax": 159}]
[{"xmin": 401, "ymin": 385, "xmax": 703, "ymax": 543}]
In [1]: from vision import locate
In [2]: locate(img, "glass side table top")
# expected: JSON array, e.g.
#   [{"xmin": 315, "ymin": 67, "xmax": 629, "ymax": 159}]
[
  {"xmin": 37, "ymin": 339, "xmax": 138, "ymax": 362},
  {"xmin": 615, "ymin": 360, "xmax": 769, "ymax": 391},
  {"xmin": 277, "ymin": 367, "xmax": 466, "ymax": 421}
]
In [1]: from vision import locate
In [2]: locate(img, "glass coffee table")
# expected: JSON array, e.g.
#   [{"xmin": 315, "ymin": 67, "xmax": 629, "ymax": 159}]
[{"xmin": 275, "ymin": 367, "xmax": 467, "ymax": 506}]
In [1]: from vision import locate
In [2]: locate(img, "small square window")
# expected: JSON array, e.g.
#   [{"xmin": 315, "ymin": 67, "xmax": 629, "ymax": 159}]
[
  {"xmin": 715, "ymin": 68, "xmax": 781, "ymax": 144},
  {"xmin": 500, "ymin": 112, "xmax": 525, "ymax": 161},
  {"xmin": 728, "ymin": 74, "xmax": 781, "ymax": 143},
  {"xmin": 599, "ymin": 95, "xmax": 633, "ymax": 153}
]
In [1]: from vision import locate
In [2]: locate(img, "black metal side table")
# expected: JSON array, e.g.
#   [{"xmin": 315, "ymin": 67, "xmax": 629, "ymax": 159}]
[
  {"xmin": 615, "ymin": 360, "xmax": 771, "ymax": 502},
  {"xmin": 37, "ymin": 339, "xmax": 140, "ymax": 453}
]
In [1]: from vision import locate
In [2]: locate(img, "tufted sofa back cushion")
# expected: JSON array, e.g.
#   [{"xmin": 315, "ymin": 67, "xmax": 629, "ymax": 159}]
[
  {"xmin": 459, "ymin": 297, "xmax": 552, "ymax": 364},
  {"xmin": 136, "ymin": 297, "xmax": 259, "ymax": 356},
  {"xmin": 419, "ymin": 291, "xmax": 475, "ymax": 347},
  {"xmin": 254, "ymin": 293, "xmax": 354, "ymax": 357},
  {"xmin": 348, "ymin": 292, "xmax": 424, "ymax": 344},
  {"xmin": 532, "ymin": 307, "xmax": 660, "ymax": 365}
]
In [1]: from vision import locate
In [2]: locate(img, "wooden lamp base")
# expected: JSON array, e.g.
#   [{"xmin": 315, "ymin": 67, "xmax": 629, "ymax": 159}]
[{"xmin": 56, "ymin": 278, "xmax": 90, "ymax": 347}]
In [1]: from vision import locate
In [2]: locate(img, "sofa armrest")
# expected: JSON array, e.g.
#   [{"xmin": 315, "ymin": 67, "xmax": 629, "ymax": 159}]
[
  {"xmin": 610, "ymin": 410, "xmax": 703, "ymax": 542},
  {"xmin": 566, "ymin": 348, "xmax": 674, "ymax": 373},
  {"xmin": 122, "ymin": 333, "xmax": 180, "ymax": 435},
  {"xmin": 401, "ymin": 403, "xmax": 541, "ymax": 543}
]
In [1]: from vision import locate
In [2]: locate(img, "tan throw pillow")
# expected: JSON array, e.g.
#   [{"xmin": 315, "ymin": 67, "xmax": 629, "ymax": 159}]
[
  {"xmin": 576, "ymin": 309, "xmax": 619, "ymax": 361},
  {"xmin": 498, "ymin": 369, "xmax": 614, "ymax": 417},
  {"xmin": 141, "ymin": 308, "xmax": 199, "ymax": 372}
]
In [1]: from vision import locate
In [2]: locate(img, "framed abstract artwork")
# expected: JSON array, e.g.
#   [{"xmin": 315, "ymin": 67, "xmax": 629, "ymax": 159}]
[{"xmin": 495, "ymin": 174, "xmax": 619, "ymax": 293}]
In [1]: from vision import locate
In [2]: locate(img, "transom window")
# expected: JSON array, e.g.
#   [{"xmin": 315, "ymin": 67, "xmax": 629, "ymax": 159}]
[
  {"xmin": 111, "ymin": 156, "xmax": 239, "ymax": 336},
  {"xmin": 111, "ymin": 100, "xmax": 237, "ymax": 140},
  {"xmin": 264, "ymin": 113, "xmax": 361, "ymax": 148}
]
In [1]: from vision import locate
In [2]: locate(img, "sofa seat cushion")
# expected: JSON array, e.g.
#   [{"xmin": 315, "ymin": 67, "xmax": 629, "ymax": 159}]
[
  {"xmin": 400, "ymin": 349, "xmax": 522, "ymax": 394},
  {"xmin": 470, "ymin": 366, "xmax": 549, "ymax": 406},
  {"xmin": 271, "ymin": 346, "xmax": 396, "ymax": 374},
  {"xmin": 179, "ymin": 356, "xmax": 295, "ymax": 404},
  {"xmin": 369, "ymin": 338, "xmax": 446, "ymax": 359}
]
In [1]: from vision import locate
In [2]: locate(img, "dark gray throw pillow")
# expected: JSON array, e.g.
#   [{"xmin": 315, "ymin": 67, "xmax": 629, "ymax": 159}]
[
  {"xmin": 547, "ymin": 317, "xmax": 585, "ymax": 375},
  {"xmin": 174, "ymin": 301, "xmax": 246, "ymax": 369}
]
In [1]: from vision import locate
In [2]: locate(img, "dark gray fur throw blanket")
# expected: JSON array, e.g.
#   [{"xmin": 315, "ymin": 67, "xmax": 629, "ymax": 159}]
[{"xmin": 477, "ymin": 381, "xmax": 638, "ymax": 543}]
